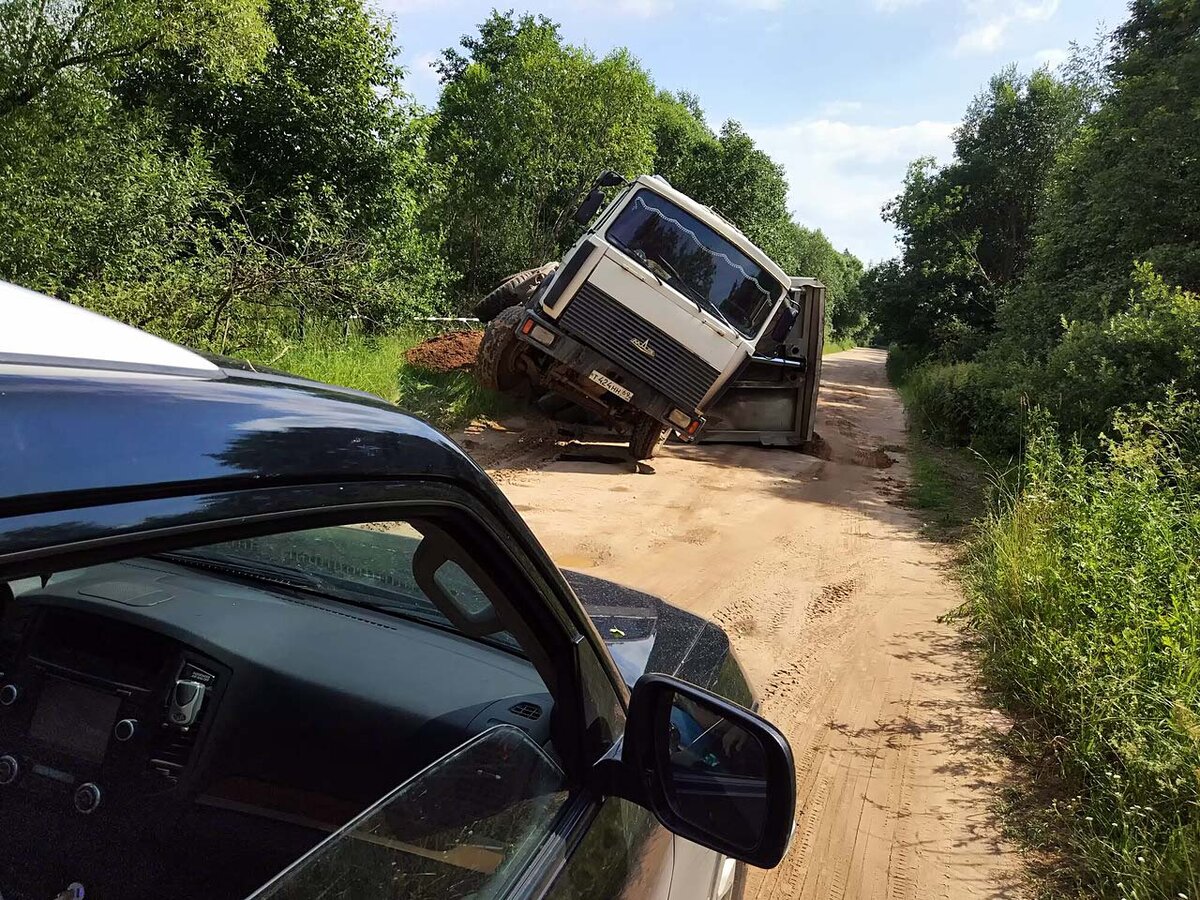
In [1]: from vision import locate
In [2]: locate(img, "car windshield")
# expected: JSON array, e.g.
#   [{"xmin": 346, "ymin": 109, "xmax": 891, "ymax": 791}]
[
  {"xmin": 164, "ymin": 524, "xmax": 523, "ymax": 652},
  {"xmin": 605, "ymin": 189, "xmax": 784, "ymax": 338}
]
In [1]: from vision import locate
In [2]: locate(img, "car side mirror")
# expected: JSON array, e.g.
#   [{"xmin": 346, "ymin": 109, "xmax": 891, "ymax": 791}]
[
  {"xmin": 596, "ymin": 673, "xmax": 796, "ymax": 868},
  {"xmin": 573, "ymin": 188, "xmax": 605, "ymax": 226}
]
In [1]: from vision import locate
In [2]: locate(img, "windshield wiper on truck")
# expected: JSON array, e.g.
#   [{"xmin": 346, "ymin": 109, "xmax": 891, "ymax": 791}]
[
  {"xmin": 610, "ymin": 236, "xmax": 669, "ymax": 286},
  {"xmin": 609, "ymin": 236, "xmax": 743, "ymax": 334},
  {"xmin": 668, "ymin": 277, "xmax": 740, "ymax": 334}
]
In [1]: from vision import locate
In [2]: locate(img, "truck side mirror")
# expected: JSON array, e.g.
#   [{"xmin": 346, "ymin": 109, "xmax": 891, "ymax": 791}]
[
  {"xmin": 596, "ymin": 170, "xmax": 625, "ymax": 188},
  {"xmin": 573, "ymin": 188, "xmax": 605, "ymax": 226},
  {"xmin": 597, "ymin": 673, "xmax": 796, "ymax": 869}
]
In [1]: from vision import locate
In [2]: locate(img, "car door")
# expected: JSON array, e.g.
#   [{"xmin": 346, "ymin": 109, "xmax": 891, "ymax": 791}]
[
  {"xmin": 3, "ymin": 476, "xmax": 791, "ymax": 900},
  {"xmin": 0, "ymin": 477, "xmax": 675, "ymax": 900}
]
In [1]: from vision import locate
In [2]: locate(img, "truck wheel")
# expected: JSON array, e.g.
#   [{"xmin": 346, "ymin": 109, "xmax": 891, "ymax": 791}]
[
  {"xmin": 474, "ymin": 262, "xmax": 559, "ymax": 323},
  {"xmin": 629, "ymin": 414, "xmax": 670, "ymax": 460},
  {"xmin": 475, "ymin": 306, "xmax": 529, "ymax": 392}
]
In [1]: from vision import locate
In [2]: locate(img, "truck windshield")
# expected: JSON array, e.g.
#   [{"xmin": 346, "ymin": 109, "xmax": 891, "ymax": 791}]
[{"xmin": 605, "ymin": 189, "xmax": 783, "ymax": 338}]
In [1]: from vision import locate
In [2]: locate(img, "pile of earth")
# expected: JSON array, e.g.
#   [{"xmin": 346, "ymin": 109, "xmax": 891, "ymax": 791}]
[{"xmin": 405, "ymin": 330, "xmax": 482, "ymax": 373}]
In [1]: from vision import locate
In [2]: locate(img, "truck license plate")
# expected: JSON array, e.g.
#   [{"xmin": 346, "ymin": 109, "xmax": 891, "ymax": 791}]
[{"xmin": 588, "ymin": 370, "xmax": 633, "ymax": 402}]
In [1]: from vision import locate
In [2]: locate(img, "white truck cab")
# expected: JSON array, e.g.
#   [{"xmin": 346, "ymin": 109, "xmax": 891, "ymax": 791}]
[{"xmin": 475, "ymin": 172, "xmax": 824, "ymax": 459}]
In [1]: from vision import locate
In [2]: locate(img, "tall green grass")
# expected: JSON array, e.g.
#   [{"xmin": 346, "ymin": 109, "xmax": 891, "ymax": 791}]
[
  {"xmin": 961, "ymin": 400, "xmax": 1200, "ymax": 898},
  {"xmin": 824, "ymin": 337, "xmax": 857, "ymax": 355},
  {"xmin": 246, "ymin": 328, "xmax": 509, "ymax": 430}
]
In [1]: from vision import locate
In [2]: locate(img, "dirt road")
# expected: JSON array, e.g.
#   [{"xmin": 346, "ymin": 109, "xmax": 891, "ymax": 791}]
[{"xmin": 488, "ymin": 347, "xmax": 1018, "ymax": 899}]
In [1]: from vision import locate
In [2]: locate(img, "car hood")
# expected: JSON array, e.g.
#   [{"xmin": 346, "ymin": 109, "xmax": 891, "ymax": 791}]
[{"xmin": 563, "ymin": 570, "xmax": 755, "ymax": 710}]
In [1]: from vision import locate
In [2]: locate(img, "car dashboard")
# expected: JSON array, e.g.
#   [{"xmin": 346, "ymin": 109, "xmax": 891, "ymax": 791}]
[{"xmin": 0, "ymin": 560, "xmax": 552, "ymax": 900}]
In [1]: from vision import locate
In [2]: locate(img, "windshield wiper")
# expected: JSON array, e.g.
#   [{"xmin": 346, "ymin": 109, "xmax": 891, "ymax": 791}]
[
  {"xmin": 700, "ymin": 297, "xmax": 738, "ymax": 333},
  {"xmin": 153, "ymin": 551, "xmax": 324, "ymax": 589},
  {"xmin": 610, "ymin": 237, "xmax": 668, "ymax": 285},
  {"xmin": 154, "ymin": 551, "xmax": 436, "ymax": 617},
  {"xmin": 610, "ymin": 237, "xmax": 742, "ymax": 332},
  {"xmin": 671, "ymin": 280, "xmax": 738, "ymax": 333}
]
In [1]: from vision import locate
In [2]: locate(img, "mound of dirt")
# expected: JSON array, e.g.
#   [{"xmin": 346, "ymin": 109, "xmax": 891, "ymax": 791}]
[
  {"xmin": 853, "ymin": 446, "xmax": 895, "ymax": 468},
  {"xmin": 405, "ymin": 330, "xmax": 482, "ymax": 373},
  {"xmin": 804, "ymin": 432, "xmax": 834, "ymax": 460}
]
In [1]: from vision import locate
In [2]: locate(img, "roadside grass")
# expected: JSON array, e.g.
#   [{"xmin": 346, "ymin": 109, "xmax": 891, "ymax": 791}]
[
  {"xmin": 247, "ymin": 327, "xmax": 511, "ymax": 431},
  {"xmin": 824, "ymin": 337, "xmax": 856, "ymax": 354},
  {"xmin": 895, "ymin": 378, "xmax": 995, "ymax": 542},
  {"xmin": 958, "ymin": 403, "xmax": 1200, "ymax": 899},
  {"xmin": 892, "ymin": 344, "xmax": 1200, "ymax": 898},
  {"xmin": 904, "ymin": 434, "xmax": 989, "ymax": 542}
]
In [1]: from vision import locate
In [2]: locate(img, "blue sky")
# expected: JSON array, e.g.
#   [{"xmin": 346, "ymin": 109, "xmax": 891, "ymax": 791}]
[{"xmin": 379, "ymin": 0, "xmax": 1130, "ymax": 263}]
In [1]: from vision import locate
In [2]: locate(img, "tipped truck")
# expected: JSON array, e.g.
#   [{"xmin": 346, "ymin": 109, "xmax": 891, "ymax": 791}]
[{"xmin": 476, "ymin": 172, "xmax": 826, "ymax": 459}]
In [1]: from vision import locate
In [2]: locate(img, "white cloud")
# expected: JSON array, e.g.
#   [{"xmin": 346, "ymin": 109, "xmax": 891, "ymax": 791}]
[
  {"xmin": 567, "ymin": 0, "xmax": 788, "ymax": 16},
  {"xmin": 613, "ymin": 0, "xmax": 676, "ymax": 15},
  {"xmin": 953, "ymin": 0, "xmax": 1060, "ymax": 57},
  {"xmin": 1031, "ymin": 46, "xmax": 1068, "ymax": 69},
  {"xmin": 819, "ymin": 100, "xmax": 864, "ymax": 117},
  {"xmin": 749, "ymin": 117, "xmax": 956, "ymax": 262},
  {"xmin": 410, "ymin": 51, "xmax": 441, "ymax": 81}
]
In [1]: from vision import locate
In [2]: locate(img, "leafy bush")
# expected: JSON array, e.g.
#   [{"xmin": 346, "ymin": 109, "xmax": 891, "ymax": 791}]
[
  {"xmin": 1042, "ymin": 264, "xmax": 1200, "ymax": 445},
  {"xmin": 899, "ymin": 357, "xmax": 1028, "ymax": 455},
  {"xmin": 893, "ymin": 266, "xmax": 1200, "ymax": 459},
  {"xmin": 885, "ymin": 342, "xmax": 926, "ymax": 385},
  {"xmin": 962, "ymin": 399, "xmax": 1200, "ymax": 898}
]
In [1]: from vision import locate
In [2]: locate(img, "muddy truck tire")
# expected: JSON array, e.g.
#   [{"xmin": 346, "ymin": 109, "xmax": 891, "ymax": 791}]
[
  {"xmin": 475, "ymin": 305, "xmax": 530, "ymax": 392},
  {"xmin": 629, "ymin": 413, "xmax": 670, "ymax": 460},
  {"xmin": 474, "ymin": 262, "xmax": 559, "ymax": 323}
]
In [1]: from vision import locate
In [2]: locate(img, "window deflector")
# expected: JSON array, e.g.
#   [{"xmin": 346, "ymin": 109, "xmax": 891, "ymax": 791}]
[{"xmin": 248, "ymin": 725, "xmax": 568, "ymax": 899}]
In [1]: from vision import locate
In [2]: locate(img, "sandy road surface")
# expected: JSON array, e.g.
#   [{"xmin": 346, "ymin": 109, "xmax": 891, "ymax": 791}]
[{"xmin": 488, "ymin": 348, "xmax": 1020, "ymax": 899}]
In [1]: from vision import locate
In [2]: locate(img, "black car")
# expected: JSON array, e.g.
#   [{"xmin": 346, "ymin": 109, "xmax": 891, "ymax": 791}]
[{"xmin": 0, "ymin": 283, "xmax": 795, "ymax": 900}]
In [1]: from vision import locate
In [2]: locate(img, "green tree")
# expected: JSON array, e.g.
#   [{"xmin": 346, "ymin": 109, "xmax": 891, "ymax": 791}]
[
  {"xmin": 120, "ymin": 0, "xmax": 417, "ymax": 232},
  {"xmin": 428, "ymin": 11, "xmax": 657, "ymax": 296},
  {"xmin": 866, "ymin": 67, "xmax": 1089, "ymax": 356},
  {"xmin": 650, "ymin": 90, "xmax": 710, "ymax": 183},
  {"xmin": 0, "ymin": 0, "xmax": 271, "ymax": 117},
  {"xmin": 1014, "ymin": 0, "xmax": 1200, "ymax": 352}
]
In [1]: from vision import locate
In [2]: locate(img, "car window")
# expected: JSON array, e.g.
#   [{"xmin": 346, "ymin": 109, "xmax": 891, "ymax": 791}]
[
  {"xmin": 166, "ymin": 523, "xmax": 523, "ymax": 651},
  {"xmin": 0, "ymin": 513, "xmax": 568, "ymax": 900},
  {"xmin": 251, "ymin": 725, "xmax": 568, "ymax": 900}
]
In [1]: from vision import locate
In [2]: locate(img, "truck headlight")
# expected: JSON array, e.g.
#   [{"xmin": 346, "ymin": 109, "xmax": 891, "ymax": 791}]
[{"xmin": 521, "ymin": 318, "xmax": 556, "ymax": 346}]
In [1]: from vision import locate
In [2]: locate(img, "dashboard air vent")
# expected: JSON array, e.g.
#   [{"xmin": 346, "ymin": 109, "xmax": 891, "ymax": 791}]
[{"xmin": 509, "ymin": 701, "xmax": 542, "ymax": 721}]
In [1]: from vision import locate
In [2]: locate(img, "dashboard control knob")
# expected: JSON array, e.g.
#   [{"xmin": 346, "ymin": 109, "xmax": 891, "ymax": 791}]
[
  {"xmin": 0, "ymin": 755, "xmax": 17, "ymax": 785},
  {"xmin": 0, "ymin": 684, "xmax": 17, "ymax": 706},
  {"xmin": 114, "ymin": 718, "xmax": 138, "ymax": 742},
  {"xmin": 74, "ymin": 782, "xmax": 101, "ymax": 815}
]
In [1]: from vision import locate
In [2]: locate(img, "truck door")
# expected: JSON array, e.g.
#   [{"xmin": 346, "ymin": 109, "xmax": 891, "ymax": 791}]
[{"xmin": 796, "ymin": 282, "xmax": 826, "ymax": 444}]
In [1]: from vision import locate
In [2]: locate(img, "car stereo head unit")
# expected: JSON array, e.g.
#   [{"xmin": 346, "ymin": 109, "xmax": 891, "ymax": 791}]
[
  {"xmin": 0, "ymin": 606, "xmax": 226, "ymax": 818},
  {"xmin": 28, "ymin": 678, "xmax": 123, "ymax": 765}
]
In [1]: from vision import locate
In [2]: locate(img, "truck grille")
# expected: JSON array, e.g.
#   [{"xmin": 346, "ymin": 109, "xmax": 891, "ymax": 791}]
[{"xmin": 558, "ymin": 282, "xmax": 721, "ymax": 410}]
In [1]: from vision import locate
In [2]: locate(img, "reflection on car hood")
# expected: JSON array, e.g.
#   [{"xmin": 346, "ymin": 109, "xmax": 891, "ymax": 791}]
[{"xmin": 564, "ymin": 570, "xmax": 755, "ymax": 709}]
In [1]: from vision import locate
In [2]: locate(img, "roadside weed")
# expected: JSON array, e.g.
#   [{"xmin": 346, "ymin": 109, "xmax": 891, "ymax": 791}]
[{"xmin": 961, "ymin": 401, "xmax": 1200, "ymax": 898}]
